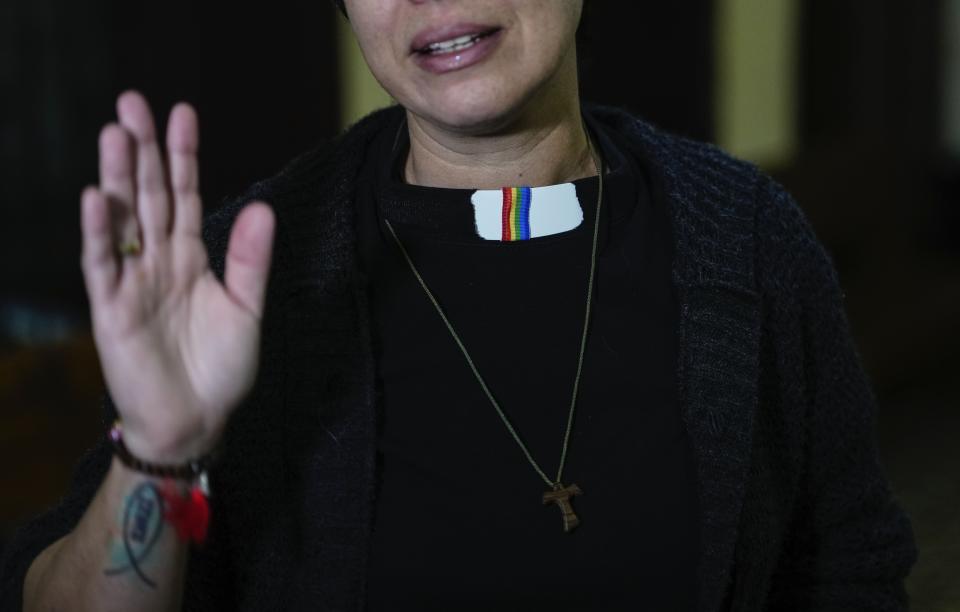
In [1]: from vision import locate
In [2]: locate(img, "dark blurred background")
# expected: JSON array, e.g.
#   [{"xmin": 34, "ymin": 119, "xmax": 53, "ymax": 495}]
[{"xmin": 2, "ymin": 1, "xmax": 958, "ymax": 608}]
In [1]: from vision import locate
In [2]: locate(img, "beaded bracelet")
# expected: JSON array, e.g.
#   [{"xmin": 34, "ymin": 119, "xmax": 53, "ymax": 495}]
[
  {"xmin": 108, "ymin": 420, "xmax": 212, "ymax": 543},
  {"xmin": 108, "ymin": 420, "xmax": 212, "ymax": 481}
]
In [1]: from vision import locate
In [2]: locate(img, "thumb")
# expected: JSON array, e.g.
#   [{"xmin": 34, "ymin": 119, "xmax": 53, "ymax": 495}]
[{"xmin": 224, "ymin": 202, "xmax": 276, "ymax": 319}]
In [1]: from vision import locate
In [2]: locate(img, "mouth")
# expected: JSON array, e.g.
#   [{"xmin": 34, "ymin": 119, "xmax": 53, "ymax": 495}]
[{"xmin": 411, "ymin": 25, "xmax": 503, "ymax": 56}]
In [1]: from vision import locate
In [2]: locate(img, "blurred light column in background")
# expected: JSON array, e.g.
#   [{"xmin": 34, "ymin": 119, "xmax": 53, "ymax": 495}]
[
  {"xmin": 945, "ymin": 0, "xmax": 960, "ymax": 157},
  {"xmin": 337, "ymin": 11, "xmax": 393, "ymax": 131},
  {"xmin": 714, "ymin": 0, "xmax": 800, "ymax": 168}
]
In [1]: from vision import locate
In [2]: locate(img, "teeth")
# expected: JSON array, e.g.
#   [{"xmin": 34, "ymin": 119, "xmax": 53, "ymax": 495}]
[{"xmin": 427, "ymin": 34, "xmax": 480, "ymax": 53}]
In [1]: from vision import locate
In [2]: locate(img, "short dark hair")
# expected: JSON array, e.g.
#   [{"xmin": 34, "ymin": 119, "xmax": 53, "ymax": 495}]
[{"xmin": 333, "ymin": 0, "xmax": 346, "ymax": 18}]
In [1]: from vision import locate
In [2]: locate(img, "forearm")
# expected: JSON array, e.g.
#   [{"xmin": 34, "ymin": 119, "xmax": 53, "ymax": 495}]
[{"xmin": 23, "ymin": 457, "xmax": 190, "ymax": 612}]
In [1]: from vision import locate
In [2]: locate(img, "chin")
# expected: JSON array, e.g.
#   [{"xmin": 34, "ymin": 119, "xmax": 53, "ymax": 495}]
[{"xmin": 406, "ymin": 79, "xmax": 539, "ymax": 136}]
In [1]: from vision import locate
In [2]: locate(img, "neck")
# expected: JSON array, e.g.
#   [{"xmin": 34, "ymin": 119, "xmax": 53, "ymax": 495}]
[{"xmin": 402, "ymin": 55, "xmax": 596, "ymax": 189}]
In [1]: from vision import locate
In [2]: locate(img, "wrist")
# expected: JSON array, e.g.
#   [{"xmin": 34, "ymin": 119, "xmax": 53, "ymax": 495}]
[
  {"xmin": 117, "ymin": 421, "xmax": 222, "ymax": 466},
  {"xmin": 106, "ymin": 456, "xmax": 212, "ymax": 546},
  {"xmin": 107, "ymin": 420, "xmax": 213, "ymax": 545},
  {"xmin": 108, "ymin": 420, "xmax": 216, "ymax": 482}
]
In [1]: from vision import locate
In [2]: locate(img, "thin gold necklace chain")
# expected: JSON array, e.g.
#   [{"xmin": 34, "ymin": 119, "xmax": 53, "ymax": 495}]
[{"xmin": 383, "ymin": 119, "xmax": 603, "ymax": 489}]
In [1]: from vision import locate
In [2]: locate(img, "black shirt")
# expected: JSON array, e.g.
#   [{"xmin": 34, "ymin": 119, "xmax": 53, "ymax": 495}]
[{"xmin": 356, "ymin": 111, "xmax": 698, "ymax": 610}]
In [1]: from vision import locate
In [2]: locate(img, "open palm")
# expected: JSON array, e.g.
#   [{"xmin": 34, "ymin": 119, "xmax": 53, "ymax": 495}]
[{"xmin": 81, "ymin": 91, "xmax": 275, "ymax": 463}]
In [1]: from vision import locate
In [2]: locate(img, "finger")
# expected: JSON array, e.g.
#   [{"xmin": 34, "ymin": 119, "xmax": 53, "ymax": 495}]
[
  {"xmin": 98, "ymin": 123, "xmax": 140, "ymax": 252},
  {"xmin": 167, "ymin": 102, "xmax": 202, "ymax": 239},
  {"xmin": 80, "ymin": 186, "xmax": 120, "ymax": 302},
  {"xmin": 117, "ymin": 90, "xmax": 170, "ymax": 248},
  {"xmin": 224, "ymin": 203, "xmax": 276, "ymax": 319}
]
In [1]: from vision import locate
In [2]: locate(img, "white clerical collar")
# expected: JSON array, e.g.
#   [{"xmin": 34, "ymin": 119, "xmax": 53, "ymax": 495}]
[{"xmin": 470, "ymin": 183, "xmax": 584, "ymax": 241}]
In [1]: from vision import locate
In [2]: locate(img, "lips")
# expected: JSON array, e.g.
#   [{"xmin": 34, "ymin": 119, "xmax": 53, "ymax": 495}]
[
  {"xmin": 409, "ymin": 22, "xmax": 506, "ymax": 75},
  {"xmin": 410, "ymin": 23, "xmax": 502, "ymax": 55}
]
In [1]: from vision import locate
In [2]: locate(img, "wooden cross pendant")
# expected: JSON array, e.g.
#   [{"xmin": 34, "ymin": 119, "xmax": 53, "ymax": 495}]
[{"xmin": 542, "ymin": 483, "xmax": 583, "ymax": 532}]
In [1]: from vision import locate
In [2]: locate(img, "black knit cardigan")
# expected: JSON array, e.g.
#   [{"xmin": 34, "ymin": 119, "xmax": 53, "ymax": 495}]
[{"xmin": 1, "ymin": 104, "xmax": 917, "ymax": 611}]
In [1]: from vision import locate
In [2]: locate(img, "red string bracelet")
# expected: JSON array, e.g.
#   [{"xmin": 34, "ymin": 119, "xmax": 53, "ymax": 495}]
[{"xmin": 108, "ymin": 420, "xmax": 211, "ymax": 544}]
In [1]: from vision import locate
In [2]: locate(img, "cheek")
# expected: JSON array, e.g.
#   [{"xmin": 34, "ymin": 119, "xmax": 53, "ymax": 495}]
[
  {"xmin": 348, "ymin": 4, "xmax": 401, "ymax": 77},
  {"xmin": 352, "ymin": 32, "xmax": 404, "ymax": 95}
]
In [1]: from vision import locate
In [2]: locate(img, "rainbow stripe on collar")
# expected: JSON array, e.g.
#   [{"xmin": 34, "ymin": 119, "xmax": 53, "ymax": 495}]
[
  {"xmin": 501, "ymin": 186, "xmax": 532, "ymax": 241},
  {"xmin": 470, "ymin": 183, "xmax": 582, "ymax": 241}
]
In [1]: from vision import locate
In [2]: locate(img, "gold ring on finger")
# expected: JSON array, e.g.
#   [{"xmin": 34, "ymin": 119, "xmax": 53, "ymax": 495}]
[{"xmin": 118, "ymin": 237, "xmax": 142, "ymax": 257}]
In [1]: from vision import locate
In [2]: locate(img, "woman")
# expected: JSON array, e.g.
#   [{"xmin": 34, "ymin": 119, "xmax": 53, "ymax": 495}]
[{"xmin": 4, "ymin": 0, "xmax": 915, "ymax": 610}]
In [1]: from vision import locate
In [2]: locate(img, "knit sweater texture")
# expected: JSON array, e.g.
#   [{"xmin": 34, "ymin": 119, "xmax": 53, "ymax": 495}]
[{"xmin": 1, "ymin": 103, "xmax": 917, "ymax": 611}]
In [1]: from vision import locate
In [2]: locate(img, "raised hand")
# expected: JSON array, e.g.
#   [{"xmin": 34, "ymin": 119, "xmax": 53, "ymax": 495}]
[{"xmin": 80, "ymin": 91, "xmax": 275, "ymax": 463}]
